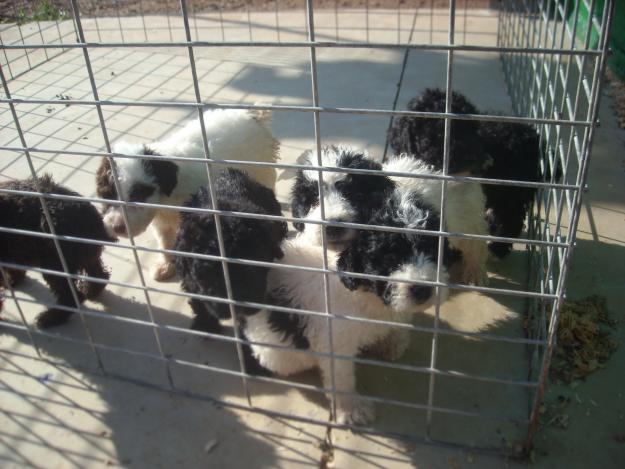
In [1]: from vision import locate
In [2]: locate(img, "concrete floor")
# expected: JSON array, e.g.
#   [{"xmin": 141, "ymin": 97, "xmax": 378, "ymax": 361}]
[{"xmin": 1, "ymin": 8, "xmax": 624, "ymax": 468}]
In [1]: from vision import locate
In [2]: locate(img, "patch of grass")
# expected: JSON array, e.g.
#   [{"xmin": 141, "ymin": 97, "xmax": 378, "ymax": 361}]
[{"xmin": 14, "ymin": 1, "xmax": 70, "ymax": 25}]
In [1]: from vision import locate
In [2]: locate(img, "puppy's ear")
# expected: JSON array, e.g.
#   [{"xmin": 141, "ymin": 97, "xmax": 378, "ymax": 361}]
[
  {"xmin": 290, "ymin": 170, "xmax": 318, "ymax": 231},
  {"xmin": 95, "ymin": 157, "xmax": 117, "ymax": 200},
  {"xmin": 337, "ymin": 243, "xmax": 365, "ymax": 291}
]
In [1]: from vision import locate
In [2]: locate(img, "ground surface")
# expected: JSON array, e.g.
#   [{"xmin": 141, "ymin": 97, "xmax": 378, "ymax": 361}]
[
  {"xmin": 0, "ymin": 0, "xmax": 495, "ymax": 21},
  {"xmin": 0, "ymin": 6, "xmax": 624, "ymax": 469}
]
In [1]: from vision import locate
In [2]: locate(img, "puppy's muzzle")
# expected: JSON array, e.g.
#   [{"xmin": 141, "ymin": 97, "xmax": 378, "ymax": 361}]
[
  {"xmin": 409, "ymin": 284, "xmax": 433, "ymax": 304},
  {"xmin": 111, "ymin": 221, "xmax": 128, "ymax": 237}
]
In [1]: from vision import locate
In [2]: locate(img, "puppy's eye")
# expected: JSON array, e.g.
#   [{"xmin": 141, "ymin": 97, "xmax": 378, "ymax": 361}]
[
  {"xmin": 334, "ymin": 180, "xmax": 346, "ymax": 191},
  {"xmin": 128, "ymin": 183, "xmax": 155, "ymax": 202}
]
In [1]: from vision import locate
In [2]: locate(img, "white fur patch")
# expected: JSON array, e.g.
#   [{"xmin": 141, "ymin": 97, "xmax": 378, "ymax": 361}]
[
  {"xmin": 302, "ymin": 145, "xmax": 369, "ymax": 184},
  {"xmin": 300, "ymin": 191, "xmax": 357, "ymax": 245},
  {"xmin": 388, "ymin": 254, "xmax": 449, "ymax": 314},
  {"xmin": 244, "ymin": 235, "xmax": 409, "ymax": 425}
]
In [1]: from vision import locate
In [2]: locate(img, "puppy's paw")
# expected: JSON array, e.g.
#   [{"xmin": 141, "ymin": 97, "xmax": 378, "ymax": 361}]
[
  {"xmin": 462, "ymin": 262, "xmax": 488, "ymax": 287},
  {"xmin": 152, "ymin": 260, "xmax": 176, "ymax": 282},
  {"xmin": 190, "ymin": 313, "xmax": 222, "ymax": 334},
  {"xmin": 336, "ymin": 398, "xmax": 375, "ymax": 427},
  {"xmin": 36, "ymin": 308, "xmax": 73, "ymax": 329},
  {"xmin": 78, "ymin": 280, "xmax": 108, "ymax": 300},
  {"xmin": 382, "ymin": 329, "xmax": 411, "ymax": 361}
]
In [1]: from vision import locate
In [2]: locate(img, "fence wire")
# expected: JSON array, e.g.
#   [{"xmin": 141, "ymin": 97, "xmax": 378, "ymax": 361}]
[{"xmin": 0, "ymin": 0, "xmax": 614, "ymax": 454}]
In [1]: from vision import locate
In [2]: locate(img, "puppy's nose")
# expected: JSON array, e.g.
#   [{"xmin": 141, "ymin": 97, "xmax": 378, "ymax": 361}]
[
  {"xmin": 410, "ymin": 284, "xmax": 432, "ymax": 304},
  {"xmin": 112, "ymin": 222, "xmax": 128, "ymax": 236}
]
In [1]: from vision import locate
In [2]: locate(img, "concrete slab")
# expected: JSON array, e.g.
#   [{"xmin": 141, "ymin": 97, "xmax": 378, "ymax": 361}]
[{"xmin": 1, "ymin": 7, "xmax": 623, "ymax": 468}]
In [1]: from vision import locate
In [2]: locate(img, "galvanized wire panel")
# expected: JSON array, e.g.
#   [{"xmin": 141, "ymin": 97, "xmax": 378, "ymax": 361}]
[{"xmin": 0, "ymin": 0, "xmax": 615, "ymax": 454}]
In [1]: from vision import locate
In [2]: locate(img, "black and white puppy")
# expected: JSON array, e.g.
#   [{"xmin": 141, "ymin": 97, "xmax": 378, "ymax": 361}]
[
  {"xmin": 290, "ymin": 145, "xmax": 395, "ymax": 248},
  {"xmin": 291, "ymin": 145, "xmax": 488, "ymax": 285},
  {"xmin": 96, "ymin": 108, "xmax": 280, "ymax": 281},
  {"xmin": 0, "ymin": 175, "xmax": 114, "ymax": 328},
  {"xmin": 174, "ymin": 169, "xmax": 287, "ymax": 333},
  {"xmin": 382, "ymin": 155, "xmax": 489, "ymax": 286},
  {"xmin": 242, "ymin": 198, "xmax": 450, "ymax": 425},
  {"xmin": 337, "ymin": 185, "xmax": 457, "ymax": 310},
  {"xmin": 387, "ymin": 87, "xmax": 542, "ymax": 257}
]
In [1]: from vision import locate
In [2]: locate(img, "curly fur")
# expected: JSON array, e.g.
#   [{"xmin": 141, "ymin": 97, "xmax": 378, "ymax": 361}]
[
  {"xmin": 337, "ymin": 187, "xmax": 456, "ymax": 308},
  {"xmin": 96, "ymin": 108, "xmax": 280, "ymax": 281},
  {"xmin": 241, "ymin": 233, "xmax": 440, "ymax": 426},
  {"xmin": 387, "ymin": 88, "xmax": 484, "ymax": 175},
  {"xmin": 290, "ymin": 146, "xmax": 395, "ymax": 248},
  {"xmin": 174, "ymin": 169, "xmax": 287, "ymax": 333},
  {"xmin": 478, "ymin": 119, "xmax": 541, "ymax": 257},
  {"xmin": 0, "ymin": 175, "xmax": 115, "ymax": 328},
  {"xmin": 383, "ymin": 155, "xmax": 489, "ymax": 286},
  {"xmin": 388, "ymin": 88, "xmax": 543, "ymax": 257}
]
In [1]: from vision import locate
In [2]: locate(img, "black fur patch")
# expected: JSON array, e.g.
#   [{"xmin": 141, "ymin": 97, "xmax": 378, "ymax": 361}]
[
  {"xmin": 290, "ymin": 170, "xmax": 318, "ymax": 231},
  {"xmin": 388, "ymin": 88, "xmax": 483, "ymax": 175},
  {"xmin": 128, "ymin": 182, "xmax": 155, "ymax": 202},
  {"xmin": 478, "ymin": 119, "xmax": 541, "ymax": 257},
  {"xmin": 337, "ymin": 191, "xmax": 455, "ymax": 303},
  {"xmin": 266, "ymin": 288, "xmax": 310, "ymax": 349},
  {"xmin": 290, "ymin": 147, "xmax": 395, "ymax": 230},
  {"xmin": 174, "ymin": 169, "xmax": 287, "ymax": 333},
  {"xmin": 141, "ymin": 152, "xmax": 178, "ymax": 197}
]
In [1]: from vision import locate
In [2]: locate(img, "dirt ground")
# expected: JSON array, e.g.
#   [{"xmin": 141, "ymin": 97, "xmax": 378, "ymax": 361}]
[
  {"xmin": 605, "ymin": 69, "xmax": 625, "ymax": 130},
  {"xmin": 1, "ymin": 0, "xmax": 495, "ymax": 21}
]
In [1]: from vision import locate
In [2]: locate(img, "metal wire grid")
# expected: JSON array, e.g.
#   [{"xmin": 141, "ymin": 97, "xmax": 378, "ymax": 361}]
[
  {"xmin": 499, "ymin": 0, "xmax": 614, "ymax": 446},
  {"xmin": 0, "ymin": 0, "xmax": 614, "ymax": 454}
]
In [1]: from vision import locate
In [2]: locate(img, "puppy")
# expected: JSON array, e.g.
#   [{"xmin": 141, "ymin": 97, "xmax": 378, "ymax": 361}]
[
  {"xmin": 383, "ymin": 155, "xmax": 489, "ymax": 286},
  {"xmin": 174, "ymin": 169, "xmax": 287, "ymax": 333},
  {"xmin": 290, "ymin": 145, "xmax": 395, "ymax": 248},
  {"xmin": 478, "ymin": 120, "xmax": 541, "ymax": 257},
  {"xmin": 387, "ymin": 87, "xmax": 484, "ymax": 175},
  {"xmin": 387, "ymin": 87, "xmax": 542, "ymax": 257},
  {"xmin": 242, "ymin": 207, "xmax": 449, "ymax": 425},
  {"xmin": 0, "ymin": 175, "xmax": 114, "ymax": 328},
  {"xmin": 96, "ymin": 108, "xmax": 280, "ymax": 281},
  {"xmin": 291, "ymin": 145, "xmax": 487, "ymax": 285}
]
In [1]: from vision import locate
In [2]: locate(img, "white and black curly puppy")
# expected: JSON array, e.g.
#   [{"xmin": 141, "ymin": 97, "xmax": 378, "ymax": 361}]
[
  {"xmin": 290, "ymin": 145, "xmax": 396, "ymax": 247},
  {"xmin": 241, "ymin": 198, "xmax": 452, "ymax": 425},
  {"xmin": 0, "ymin": 175, "xmax": 115, "ymax": 328},
  {"xmin": 383, "ymin": 155, "xmax": 489, "ymax": 286},
  {"xmin": 387, "ymin": 87, "xmax": 542, "ymax": 258},
  {"xmin": 337, "ymin": 184, "xmax": 458, "ymax": 310},
  {"xmin": 96, "ymin": 108, "xmax": 280, "ymax": 281},
  {"xmin": 290, "ymin": 145, "xmax": 488, "ymax": 285},
  {"xmin": 174, "ymin": 169, "xmax": 287, "ymax": 333}
]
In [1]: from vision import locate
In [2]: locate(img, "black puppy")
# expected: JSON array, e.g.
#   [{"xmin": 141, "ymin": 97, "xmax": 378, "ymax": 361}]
[
  {"xmin": 387, "ymin": 87, "xmax": 484, "ymax": 175},
  {"xmin": 174, "ymin": 169, "xmax": 287, "ymax": 333},
  {"xmin": 0, "ymin": 175, "xmax": 114, "ymax": 328},
  {"xmin": 387, "ymin": 87, "xmax": 542, "ymax": 257},
  {"xmin": 478, "ymin": 120, "xmax": 541, "ymax": 257}
]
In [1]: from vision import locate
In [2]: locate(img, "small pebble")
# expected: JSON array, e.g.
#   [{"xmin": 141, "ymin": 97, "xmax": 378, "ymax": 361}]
[{"xmin": 204, "ymin": 438, "xmax": 219, "ymax": 453}]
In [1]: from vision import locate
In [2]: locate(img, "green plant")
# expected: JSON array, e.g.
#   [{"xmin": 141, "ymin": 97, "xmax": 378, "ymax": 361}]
[{"xmin": 14, "ymin": 0, "xmax": 70, "ymax": 25}]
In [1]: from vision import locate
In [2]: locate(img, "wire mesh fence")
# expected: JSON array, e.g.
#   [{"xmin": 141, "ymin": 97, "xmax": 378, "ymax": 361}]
[{"xmin": 0, "ymin": 0, "xmax": 614, "ymax": 455}]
